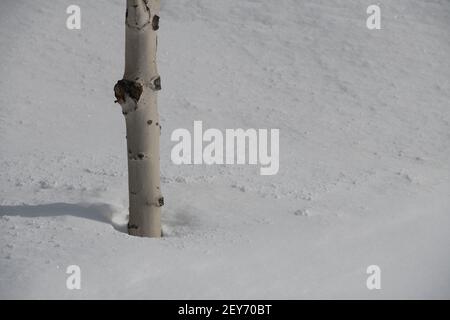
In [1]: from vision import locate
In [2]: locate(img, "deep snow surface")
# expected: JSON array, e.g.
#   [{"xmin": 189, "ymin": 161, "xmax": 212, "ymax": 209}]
[{"xmin": 0, "ymin": 0, "xmax": 449, "ymax": 299}]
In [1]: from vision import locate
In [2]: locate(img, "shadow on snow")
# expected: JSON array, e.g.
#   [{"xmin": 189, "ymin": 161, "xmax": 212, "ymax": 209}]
[{"xmin": 0, "ymin": 202, "xmax": 128, "ymax": 233}]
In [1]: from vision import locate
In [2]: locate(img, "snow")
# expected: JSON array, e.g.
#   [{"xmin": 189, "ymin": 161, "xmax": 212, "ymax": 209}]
[{"xmin": 0, "ymin": 0, "xmax": 449, "ymax": 299}]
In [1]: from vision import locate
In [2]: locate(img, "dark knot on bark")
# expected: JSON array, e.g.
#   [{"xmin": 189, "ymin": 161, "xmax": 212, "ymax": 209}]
[
  {"xmin": 150, "ymin": 76, "xmax": 161, "ymax": 91},
  {"xmin": 152, "ymin": 15, "xmax": 160, "ymax": 30},
  {"xmin": 114, "ymin": 79, "xmax": 143, "ymax": 104}
]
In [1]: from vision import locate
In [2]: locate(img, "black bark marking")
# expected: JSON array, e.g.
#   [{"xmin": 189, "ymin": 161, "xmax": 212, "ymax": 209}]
[
  {"xmin": 152, "ymin": 15, "xmax": 160, "ymax": 31},
  {"xmin": 147, "ymin": 120, "xmax": 153, "ymax": 125},
  {"xmin": 149, "ymin": 76, "xmax": 161, "ymax": 91},
  {"xmin": 128, "ymin": 223, "xmax": 139, "ymax": 230},
  {"xmin": 158, "ymin": 197, "xmax": 164, "ymax": 207},
  {"xmin": 114, "ymin": 79, "xmax": 143, "ymax": 103}
]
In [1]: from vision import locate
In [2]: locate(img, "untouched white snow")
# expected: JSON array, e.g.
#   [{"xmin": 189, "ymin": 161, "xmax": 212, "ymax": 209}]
[{"xmin": 0, "ymin": 0, "xmax": 449, "ymax": 299}]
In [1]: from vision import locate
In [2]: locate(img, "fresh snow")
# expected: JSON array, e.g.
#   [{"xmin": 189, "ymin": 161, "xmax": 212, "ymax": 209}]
[{"xmin": 0, "ymin": 0, "xmax": 449, "ymax": 299}]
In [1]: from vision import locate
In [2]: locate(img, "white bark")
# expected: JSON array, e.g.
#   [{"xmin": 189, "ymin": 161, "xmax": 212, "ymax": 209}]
[{"xmin": 115, "ymin": 0, "xmax": 163, "ymax": 237}]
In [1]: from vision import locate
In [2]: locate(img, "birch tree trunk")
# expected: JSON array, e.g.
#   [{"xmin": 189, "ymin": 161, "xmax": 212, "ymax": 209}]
[{"xmin": 114, "ymin": 0, "xmax": 163, "ymax": 237}]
